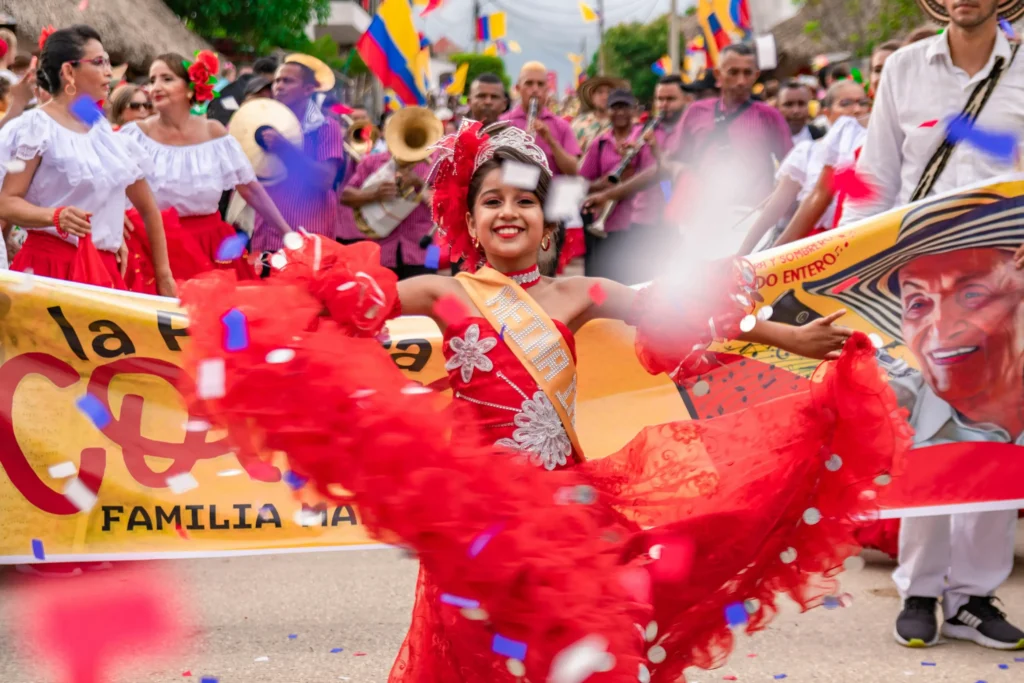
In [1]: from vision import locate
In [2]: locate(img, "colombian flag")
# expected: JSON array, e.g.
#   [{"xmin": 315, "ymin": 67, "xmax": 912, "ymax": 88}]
[
  {"xmin": 651, "ymin": 55, "xmax": 673, "ymax": 76},
  {"xmin": 727, "ymin": 0, "xmax": 752, "ymax": 34},
  {"xmin": 697, "ymin": 0, "xmax": 732, "ymax": 66},
  {"xmin": 356, "ymin": 0, "xmax": 427, "ymax": 106},
  {"xmin": 476, "ymin": 12, "xmax": 507, "ymax": 41}
]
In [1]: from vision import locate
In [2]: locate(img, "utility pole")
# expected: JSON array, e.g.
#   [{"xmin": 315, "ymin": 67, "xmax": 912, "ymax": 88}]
[
  {"xmin": 369, "ymin": 0, "xmax": 383, "ymax": 117},
  {"xmin": 668, "ymin": 0, "xmax": 679, "ymax": 74},
  {"xmin": 597, "ymin": 0, "xmax": 606, "ymax": 75},
  {"xmin": 473, "ymin": 0, "xmax": 481, "ymax": 54}
]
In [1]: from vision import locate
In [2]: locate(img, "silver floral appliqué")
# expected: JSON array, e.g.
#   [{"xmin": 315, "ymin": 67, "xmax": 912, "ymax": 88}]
[
  {"xmin": 496, "ymin": 390, "xmax": 572, "ymax": 470},
  {"xmin": 445, "ymin": 324, "xmax": 497, "ymax": 383}
]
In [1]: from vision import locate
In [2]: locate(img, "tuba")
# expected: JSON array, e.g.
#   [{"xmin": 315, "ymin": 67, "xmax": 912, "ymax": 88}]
[
  {"xmin": 353, "ymin": 107, "xmax": 444, "ymax": 240},
  {"xmin": 344, "ymin": 120, "xmax": 380, "ymax": 162}
]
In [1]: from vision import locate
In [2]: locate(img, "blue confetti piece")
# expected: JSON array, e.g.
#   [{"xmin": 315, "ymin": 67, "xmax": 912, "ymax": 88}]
[
  {"xmin": 921, "ymin": 661, "xmax": 936, "ymax": 666},
  {"xmin": 945, "ymin": 116, "xmax": 1018, "ymax": 162},
  {"xmin": 201, "ymin": 678, "xmax": 219, "ymax": 683},
  {"xmin": 725, "ymin": 602, "xmax": 748, "ymax": 627},
  {"xmin": 70, "ymin": 95, "xmax": 104, "ymax": 126},
  {"xmin": 283, "ymin": 470, "xmax": 307, "ymax": 490},
  {"xmin": 288, "ymin": 634, "xmax": 298, "ymax": 640},
  {"xmin": 492, "ymin": 633, "xmax": 527, "ymax": 661},
  {"xmin": 216, "ymin": 234, "xmax": 247, "ymax": 261},
  {"xmin": 469, "ymin": 523, "xmax": 503, "ymax": 557},
  {"xmin": 330, "ymin": 647, "xmax": 343, "ymax": 653},
  {"xmin": 440, "ymin": 593, "xmax": 480, "ymax": 609},
  {"xmin": 1017, "ymin": 657, "xmax": 1024, "ymax": 662},
  {"xmin": 499, "ymin": 324, "xmax": 507, "ymax": 339},
  {"xmin": 774, "ymin": 676, "xmax": 787, "ymax": 680},
  {"xmin": 76, "ymin": 393, "xmax": 111, "ymax": 429},
  {"xmin": 31, "ymin": 538, "xmax": 45, "ymax": 560},
  {"xmin": 823, "ymin": 595, "xmax": 841, "ymax": 610},
  {"xmin": 221, "ymin": 308, "xmax": 249, "ymax": 352},
  {"xmin": 659, "ymin": 180, "xmax": 673, "ymax": 200},
  {"xmin": 999, "ymin": 664, "xmax": 1010, "ymax": 669},
  {"xmin": 1001, "ymin": 18, "xmax": 1016, "ymax": 38},
  {"xmin": 424, "ymin": 244, "xmax": 440, "ymax": 270}
]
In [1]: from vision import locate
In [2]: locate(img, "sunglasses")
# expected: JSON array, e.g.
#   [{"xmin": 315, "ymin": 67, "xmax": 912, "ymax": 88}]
[
  {"xmin": 69, "ymin": 55, "xmax": 112, "ymax": 69},
  {"xmin": 837, "ymin": 98, "xmax": 872, "ymax": 108},
  {"xmin": 128, "ymin": 101, "xmax": 153, "ymax": 111}
]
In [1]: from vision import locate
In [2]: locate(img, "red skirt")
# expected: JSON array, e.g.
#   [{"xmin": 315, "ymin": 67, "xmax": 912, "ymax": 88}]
[
  {"xmin": 11, "ymin": 232, "xmax": 126, "ymax": 290},
  {"xmin": 124, "ymin": 210, "xmax": 255, "ymax": 294}
]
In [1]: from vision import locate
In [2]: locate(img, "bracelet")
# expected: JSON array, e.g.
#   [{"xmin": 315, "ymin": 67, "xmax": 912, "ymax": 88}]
[{"xmin": 53, "ymin": 206, "xmax": 68, "ymax": 238}]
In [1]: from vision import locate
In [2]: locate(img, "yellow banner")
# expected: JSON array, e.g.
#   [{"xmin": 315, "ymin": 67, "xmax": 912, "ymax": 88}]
[{"xmin": 4, "ymin": 176, "xmax": 1024, "ymax": 561}]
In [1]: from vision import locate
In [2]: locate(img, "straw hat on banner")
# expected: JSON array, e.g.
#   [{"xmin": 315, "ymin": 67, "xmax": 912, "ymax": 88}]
[
  {"xmin": 284, "ymin": 54, "xmax": 336, "ymax": 92},
  {"xmin": 917, "ymin": 0, "xmax": 1024, "ymax": 23}
]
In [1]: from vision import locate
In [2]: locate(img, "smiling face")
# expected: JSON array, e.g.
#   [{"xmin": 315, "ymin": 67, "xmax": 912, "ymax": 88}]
[
  {"xmin": 467, "ymin": 164, "xmax": 552, "ymax": 272},
  {"xmin": 149, "ymin": 59, "xmax": 190, "ymax": 112},
  {"xmin": 898, "ymin": 248, "xmax": 1024, "ymax": 405}
]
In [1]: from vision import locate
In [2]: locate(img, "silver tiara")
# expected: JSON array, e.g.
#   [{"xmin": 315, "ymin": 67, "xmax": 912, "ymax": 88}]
[{"xmin": 428, "ymin": 119, "xmax": 551, "ymax": 181}]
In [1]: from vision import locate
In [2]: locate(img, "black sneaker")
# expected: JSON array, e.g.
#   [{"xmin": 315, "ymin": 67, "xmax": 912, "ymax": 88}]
[
  {"xmin": 942, "ymin": 596, "xmax": 1024, "ymax": 650},
  {"xmin": 894, "ymin": 596, "xmax": 939, "ymax": 647}
]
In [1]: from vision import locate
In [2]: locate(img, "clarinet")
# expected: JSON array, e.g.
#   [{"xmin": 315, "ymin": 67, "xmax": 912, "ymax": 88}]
[
  {"xmin": 607, "ymin": 114, "xmax": 662, "ymax": 184},
  {"xmin": 526, "ymin": 97, "xmax": 538, "ymax": 135}
]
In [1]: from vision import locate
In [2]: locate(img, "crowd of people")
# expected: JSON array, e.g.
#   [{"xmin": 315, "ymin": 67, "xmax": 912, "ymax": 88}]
[{"xmin": 0, "ymin": 0, "xmax": 1023, "ymax": 680}]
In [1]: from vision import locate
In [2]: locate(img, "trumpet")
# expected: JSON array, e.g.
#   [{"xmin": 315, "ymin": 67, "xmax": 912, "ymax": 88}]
[
  {"xmin": 526, "ymin": 97, "xmax": 538, "ymax": 135},
  {"xmin": 587, "ymin": 115, "xmax": 663, "ymax": 239},
  {"xmin": 344, "ymin": 120, "xmax": 380, "ymax": 162}
]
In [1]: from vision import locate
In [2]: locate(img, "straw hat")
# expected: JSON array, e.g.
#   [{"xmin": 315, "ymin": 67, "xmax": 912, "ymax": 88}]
[
  {"xmin": 917, "ymin": 0, "xmax": 1024, "ymax": 23},
  {"xmin": 578, "ymin": 75, "xmax": 628, "ymax": 110},
  {"xmin": 229, "ymin": 99, "xmax": 304, "ymax": 185},
  {"xmin": 284, "ymin": 53, "xmax": 336, "ymax": 92}
]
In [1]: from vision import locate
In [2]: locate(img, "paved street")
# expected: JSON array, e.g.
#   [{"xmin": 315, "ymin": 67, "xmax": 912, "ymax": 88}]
[{"xmin": 1, "ymin": 529, "xmax": 1023, "ymax": 683}]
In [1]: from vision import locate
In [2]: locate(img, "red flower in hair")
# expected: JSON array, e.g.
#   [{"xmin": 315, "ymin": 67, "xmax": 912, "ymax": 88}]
[
  {"xmin": 187, "ymin": 62, "xmax": 211, "ymax": 88},
  {"xmin": 194, "ymin": 50, "xmax": 220, "ymax": 75},
  {"xmin": 39, "ymin": 25, "xmax": 56, "ymax": 51},
  {"xmin": 193, "ymin": 82, "xmax": 215, "ymax": 102},
  {"xmin": 431, "ymin": 121, "xmax": 490, "ymax": 271}
]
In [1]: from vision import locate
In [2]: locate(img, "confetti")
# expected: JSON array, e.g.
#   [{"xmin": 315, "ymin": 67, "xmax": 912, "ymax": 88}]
[
  {"xmin": 270, "ymin": 253, "xmax": 287, "ymax": 269},
  {"xmin": 48, "ymin": 461, "xmax": 78, "ymax": 479},
  {"xmin": 331, "ymin": 647, "xmax": 344, "ymax": 653},
  {"xmin": 833, "ymin": 166, "xmax": 877, "ymax": 202},
  {"xmin": 588, "ymin": 283, "xmax": 607, "ymax": 305},
  {"xmin": 502, "ymin": 160, "xmax": 542, "ymax": 190},
  {"xmin": 166, "ymin": 472, "xmax": 198, "ymax": 495},
  {"xmin": 469, "ymin": 523, "xmax": 502, "ymax": 557},
  {"xmin": 868, "ymin": 332, "xmax": 884, "ymax": 348},
  {"xmin": 433, "ymin": 294, "xmax": 469, "ymax": 326},
  {"xmin": 919, "ymin": 120, "xmax": 939, "ymax": 128},
  {"xmin": 659, "ymin": 180, "xmax": 673, "ymax": 200},
  {"xmin": 221, "ymin": 308, "xmax": 249, "ymax": 352},
  {"xmin": 756, "ymin": 305, "xmax": 774, "ymax": 321},
  {"xmin": 999, "ymin": 664, "xmax": 1009, "ymax": 669},
  {"xmin": 492, "ymin": 634, "xmax": 527, "ymax": 661},
  {"xmin": 64, "ymin": 478, "xmax": 98, "ymax": 512},
  {"xmin": 506, "ymin": 659, "xmax": 526, "ymax": 677},
  {"xmin": 921, "ymin": 661, "xmax": 936, "ymax": 666},
  {"xmin": 499, "ymin": 324, "xmax": 507, "ymax": 339},
  {"xmin": 4, "ymin": 159, "xmax": 26, "ymax": 174},
  {"xmin": 725, "ymin": 602, "xmax": 748, "ymax": 628},
  {"xmin": 830, "ymin": 275, "xmax": 860, "ymax": 294},
  {"xmin": 220, "ymin": 96, "xmax": 239, "ymax": 111},
  {"xmin": 545, "ymin": 176, "xmax": 588, "ymax": 222},
  {"xmin": 283, "ymin": 231, "xmax": 304, "ymax": 250},
  {"xmin": 294, "ymin": 509, "xmax": 323, "ymax": 527},
  {"xmin": 174, "ymin": 524, "xmax": 189, "ymax": 540},
  {"xmin": 283, "ymin": 470, "xmax": 307, "ymax": 490},
  {"xmin": 424, "ymin": 244, "xmax": 441, "ymax": 270},
  {"xmin": 76, "ymin": 393, "xmax": 111, "ymax": 429},
  {"xmin": 1000, "ymin": 18, "xmax": 1016, "ymax": 38},
  {"xmin": 70, "ymin": 95, "xmax": 104, "ymax": 125},
  {"xmin": 945, "ymin": 116, "xmax": 1017, "ymax": 162},
  {"xmin": 184, "ymin": 419, "xmax": 211, "ymax": 432},
  {"xmin": 823, "ymin": 595, "xmax": 841, "ymax": 610},
  {"xmin": 31, "ymin": 539, "xmax": 45, "ymax": 560},
  {"xmin": 549, "ymin": 634, "xmax": 611, "ymax": 683},
  {"xmin": 774, "ymin": 676, "xmax": 787, "ymax": 680},
  {"xmin": 723, "ymin": 676, "xmax": 737, "ymax": 681},
  {"xmin": 440, "ymin": 593, "xmax": 480, "ymax": 609},
  {"xmin": 739, "ymin": 315, "xmax": 756, "ymax": 333},
  {"xmin": 196, "ymin": 358, "xmax": 226, "ymax": 399},
  {"xmin": 288, "ymin": 634, "xmax": 298, "ymax": 639},
  {"xmin": 353, "ymin": 652, "xmax": 367, "ymax": 656},
  {"xmin": 254, "ymin": 656, "xmax": 269, "ymax": 662},
  {"xmin": 266, "ymin": 348, "xmax": 296, "ymax": 364},
  {"xmin": 648, "ymin": 645, "xmax": 666, "ymax": 663},
  {"xmin": 182, "ymin": 673, "xmax": 191, "ymax": 678}
]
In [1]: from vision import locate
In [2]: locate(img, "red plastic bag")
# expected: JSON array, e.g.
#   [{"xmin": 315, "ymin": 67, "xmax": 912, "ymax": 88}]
[{"xmin": 70, "ymin": 235, "xmax": 117, "ymax": 288}]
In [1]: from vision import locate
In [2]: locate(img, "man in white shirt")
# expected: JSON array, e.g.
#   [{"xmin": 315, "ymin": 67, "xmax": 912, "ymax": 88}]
[{"xmin": 839, "ymin": 0, "xmax": 1024, "ymax": 651}]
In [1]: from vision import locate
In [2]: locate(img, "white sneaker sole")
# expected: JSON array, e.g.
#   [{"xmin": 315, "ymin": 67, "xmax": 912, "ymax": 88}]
[
  {"xmin": 941, "ymin": 623, "xmax": 1024, "ymax": 650},
  {"xmin": 893, "ymin": 625, "xmax": 939, "ymax": 648}
]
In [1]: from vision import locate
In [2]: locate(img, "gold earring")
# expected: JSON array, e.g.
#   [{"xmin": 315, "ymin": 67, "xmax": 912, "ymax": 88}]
[
  {"xmin": 541, "ymin": 234, "xmax": 552, "ymax": 250},
  {"xmin": 65, "ymin": 81, "xmax": 77, "ymax": 98},
  {"xmin": 472, "ymin": 235, "xmax": 480, "ymax": 250}
]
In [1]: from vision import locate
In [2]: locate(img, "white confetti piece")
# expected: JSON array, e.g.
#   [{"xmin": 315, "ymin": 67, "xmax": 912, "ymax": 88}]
[
  {"xmin": 64, "ymin": 478, "xmax": 97, "ymax": 512},
  {"xmin": 266, "ymin": 348, "xmax": 296, "ymax": 364},
  {"xmin": 739, "ymin": 314, "xmax": 757, "ymax": 333},
  {"xmin": 196, "ymin": 358, "xmax": 225, "ymax": 399},
  {"xmin": 217, "ymin": 469, "xmax": 244, "ymax": 477},
  {"xmin": 294, "ymin": 509, "xmax": 323, "ymax": 527},
  {"xmin": 283, "ymin": 232, "xmax": 304, "ymax": 250},
  {"xmin": 254, "ymin": 656, "xmax": 269, "ymax": 662},
  {"xmin": 220, "ymin": 96, "xmax": 240, "ymax": 111},
  {"xmin": 4, "ymin": 159, "xmax": 26, "ymax": 174},
  {"xmin": 549, "ymin": 634, "xmax": 610, "ymax": 683},
  {"xmin": 868, "ymin": 333, "xmax": 884, "ymax": 348},
  {"xmin": 505, "ymin": 659, "xmax": 526, "ymax": 677},
  {"xmin": 400, "ymin": 384, "xmax": 431, "ymax": 395},
  {"xmin": 544, "ymin": 176, "xmax": 588, "ymax": 223},
  {"xmin": 183, "ymin": 419, "xmax": 211, "ymax": 432},
  {"xmin": 756, "ymin": 305, "xmax": 774, "ymax": 321},
  {"xmin": 501, "ymin": 160, "xmax": 542, "ymax": 190},
  {"xmin": 166, "ymin": 472, "xmax": 199, "ymax": 494},
  {"xmin": 48, "ymin": 462, "xmax": 77, "ymax": 479},
  {"xmin": 270, "ymin": 253, "xmax": 288, "ymax": 269}
]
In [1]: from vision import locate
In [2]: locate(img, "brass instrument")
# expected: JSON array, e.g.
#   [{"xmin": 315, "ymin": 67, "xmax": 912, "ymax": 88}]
[
  {"xmin": 344, "ymin": 120, "xmax": 381, "ymax": 162},
  {"xmin": 354, "ymin": 106, "xmax": 443, "ymax": 240},
  {"xmin": 587, "ymin": 115, "xmax": 663, "ymax": 239}
]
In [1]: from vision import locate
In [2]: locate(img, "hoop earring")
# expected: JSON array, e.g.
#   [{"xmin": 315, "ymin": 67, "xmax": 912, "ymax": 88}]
[
  {"xmin": 541, "ymin": 234, "xmax": 552, "ymax": 251},
  {"xmin": 64, "ymin": 81, "xmax": 77, "ymax": 98}
]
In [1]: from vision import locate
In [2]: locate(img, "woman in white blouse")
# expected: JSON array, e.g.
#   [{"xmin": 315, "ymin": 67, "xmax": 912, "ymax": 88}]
[
  {"xmin": 0, "ymin": 25, "xmax": 174, "ymax": 296},
  {"xmin": 120, "ymin": 52, "xmax": 291, "ymax": 286}
]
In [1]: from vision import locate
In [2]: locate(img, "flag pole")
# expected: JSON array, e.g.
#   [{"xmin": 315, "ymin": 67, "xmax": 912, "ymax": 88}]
[
  {"xmin": 473, "ymin": 0, "xmax": 481, "ymax": 54},
  {"xmin": 669, "ymin": 0, "xmax": 679, "ymax": 74},
  {"xmin": 597, "ymin": 0, "xmax": 606, "ymax": 75}
]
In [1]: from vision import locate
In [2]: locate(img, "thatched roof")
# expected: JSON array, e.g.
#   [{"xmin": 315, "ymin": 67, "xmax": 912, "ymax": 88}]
[{"xmin": 2, "ymin": 0, "xmax": 209, "ymax": 68}]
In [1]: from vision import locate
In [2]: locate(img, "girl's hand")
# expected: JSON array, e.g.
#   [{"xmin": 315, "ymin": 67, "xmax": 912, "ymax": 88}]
[
  {"xmin": 117, "ymin": 242, "xmax": 129, "ymax": 277},
  {"xmin": 788, "ymin": 310, "xmax": 854, "ymax": 360},
  {"xmin": 156, "ymin": 271, "xmax": 177, "ymax": 298},
  {"xmin": 58, "ymin": 207, "xmax": 92, "ymax": 237}
]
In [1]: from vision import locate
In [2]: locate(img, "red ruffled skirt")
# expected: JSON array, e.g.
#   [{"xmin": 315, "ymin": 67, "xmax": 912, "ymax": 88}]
[
  {"xmin": 124, "ymin": 209, "xmax": 254, "ymax": 293},
  {"xmin": 11, "ymin": 232, "xmax": 126, "ymax": 290}
]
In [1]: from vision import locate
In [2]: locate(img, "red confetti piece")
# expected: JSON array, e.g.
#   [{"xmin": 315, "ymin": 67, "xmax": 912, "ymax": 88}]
[
  {"xmin": 723, "ymin": 676, "xmax": 738, "ymax": 681},
  {"xmin": 174, "ymin": 524, "xmax": 190, "ymax": 540},
  {"xmin": 588, "ymin": 283, "xmax": 607, "ymax": 306},
  {"xmin": 78, "ymin": 0, "xmax": 89, "ymax": 9},
  {"xmin": 832, "ymin": 167, "xmax": 877, "ymax": 202},
  {"xmin": 354, "ymin": 652, "xmax": 367, "ymax": 656},
  {"xmin": 918, "ymin": 119, "xmax": 939, "ymax": 128},
  {"xmin": 830, "ymin": 275, "xmax": 860, "ymax": 294},
  {"xmin": 330, "ymin": 103, "xmax": 354, "ymax": 116},
  {"xmin": 182, "ymin": 672, "xmax": 192, "ymax": 677},
  {"xmin": 433, "ymin": 294, "xmax": 469, "ymax": 326}
]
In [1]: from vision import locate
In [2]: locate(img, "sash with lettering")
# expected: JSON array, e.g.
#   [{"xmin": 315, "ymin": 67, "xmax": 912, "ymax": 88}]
[{"xmin": 455, "ymin": 267, "xmax": 585, "ymax": 461}]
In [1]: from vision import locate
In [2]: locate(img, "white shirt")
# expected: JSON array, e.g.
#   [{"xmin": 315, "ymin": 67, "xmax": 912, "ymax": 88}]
[
  {"xmin": 810, "ymin": 116, "xmax": 868, "ymax": 227},
  {"xmin": 0, "ymin": 109, "xmax": 149, "ymax": 252},
  {"xmin": 776, "ymin": 138, "xmax": 815, "ymax": 191},
  {"xmin": 841, "ymin": 31, "xmax": 1024, "ymax": 226},
  {"xmin": 121, "ymin": 123, "xmax": 256, "ymax": 216},
  {"xmin": 791, "ymin": 125, "xmax": 813, "ymax": 147}
]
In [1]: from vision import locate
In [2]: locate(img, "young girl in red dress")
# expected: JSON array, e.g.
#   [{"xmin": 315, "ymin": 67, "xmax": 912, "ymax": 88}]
[{"xmin": 179, "ymin": 120, "xmax": 910, "ymax": 682}]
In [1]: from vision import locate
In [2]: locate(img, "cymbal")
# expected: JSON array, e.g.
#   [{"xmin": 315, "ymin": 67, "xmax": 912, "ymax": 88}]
[
  {"xmin": 229, "ymin": 99, "xmax": 304, "ymax": 185},
  {"xmin": 284, "ymin": 53, "xmax": 336, "ymax": 93}
]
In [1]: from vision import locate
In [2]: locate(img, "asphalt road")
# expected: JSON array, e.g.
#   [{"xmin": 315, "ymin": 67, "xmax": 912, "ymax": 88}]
[{"xmin": 2, "ymin": 529, "xmax": 1023, "ymax": 683}]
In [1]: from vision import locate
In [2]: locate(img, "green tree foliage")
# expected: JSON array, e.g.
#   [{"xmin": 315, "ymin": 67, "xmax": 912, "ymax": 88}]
[
  {"xmin": 166, "ymin": 0, "xmax": 331, "ymax": 54},
  {"xmin": 586, "ymin": 14, "xmax": 686, "ymax": 104},
  {"xmin": 448, "ymin": 54, "xmax": 511, "ymax": 90},
  {"xmin": 799, "ymin": 0, "xmax": 925, "ymax": 56}
]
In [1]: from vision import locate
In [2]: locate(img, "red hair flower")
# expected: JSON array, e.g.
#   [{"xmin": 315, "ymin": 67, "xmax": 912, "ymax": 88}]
[
  {"xmin": 193, "ymin": 82, "xmax": 215, "ymax": 102},
  {"xmin": 38, "ymin": 25, "xmax": 56, "ymax": 51},
  {"xmin": 194, "ymin": 50, "xmax": 220, "ymax": 75}
]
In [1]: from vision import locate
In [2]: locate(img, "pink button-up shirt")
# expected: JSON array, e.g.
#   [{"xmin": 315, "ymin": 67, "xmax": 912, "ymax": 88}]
[
  {"xmin": 342, "ymin": 152, "xmax": 433, "ymax": 268},
  {"xmin": 578, "ymin": 127, "xmax": 648, "ymax": 233},
  {"xmin": 499, "ymin": 105, "xmax": 581, "ymax": 175},
  {"xmin": 629, "ymin": 118, "xmax": 684, "ymax": 227}
]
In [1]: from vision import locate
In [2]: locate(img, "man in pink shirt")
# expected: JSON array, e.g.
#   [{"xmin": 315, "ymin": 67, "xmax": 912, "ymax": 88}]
[{"xmin": 499, "ymin": 62, "xmax": 581, "ymax": 176}]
